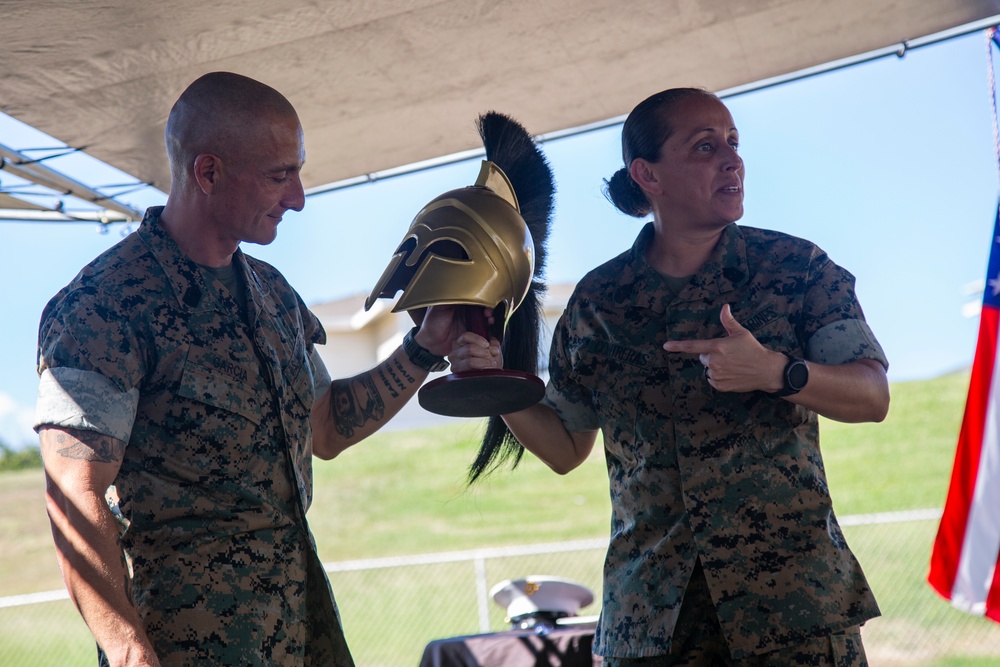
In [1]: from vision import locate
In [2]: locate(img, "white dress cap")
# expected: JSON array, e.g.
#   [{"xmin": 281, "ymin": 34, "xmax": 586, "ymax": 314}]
[{"xmin": 489, "ymin": 575, "xmax": 594, "ymax": 620}]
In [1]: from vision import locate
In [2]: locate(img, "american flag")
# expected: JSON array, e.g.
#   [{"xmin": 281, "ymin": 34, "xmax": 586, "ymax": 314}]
[{"xmin": 927, "ymin": 204, "xmax": 1000, "ymax": 623}]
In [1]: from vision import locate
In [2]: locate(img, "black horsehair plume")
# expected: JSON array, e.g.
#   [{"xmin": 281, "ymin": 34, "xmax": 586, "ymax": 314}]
[{"xmin": 467, "ymin": 111, "xmax": 555, "ymax": 483}]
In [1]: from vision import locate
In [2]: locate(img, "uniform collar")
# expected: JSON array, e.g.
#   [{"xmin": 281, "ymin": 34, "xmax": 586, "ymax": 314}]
[
  {"xmin": 136, "ymin": 206, "xmax": 269, "ymax": 313},
  {"xmin": 626, "ymin": 221, "xmax": 749, "ymax": 309}
]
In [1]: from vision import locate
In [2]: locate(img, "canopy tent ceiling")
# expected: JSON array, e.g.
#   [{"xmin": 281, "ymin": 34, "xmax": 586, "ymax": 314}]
[
  {"xmin": 2, "ymin": 0, "xmax": 1000, "ymax": 219},
  {"xmin": 0, "ymin": 193, "xmax": 45, "ymax": 210}
]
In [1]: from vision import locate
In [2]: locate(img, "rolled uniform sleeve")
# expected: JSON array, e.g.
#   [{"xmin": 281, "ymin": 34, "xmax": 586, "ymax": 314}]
[
  {"xmin": 308, "ymin": 346, "xmax": 331, "ymax": 401},
  {"xmin": 540, "ymin": 309, "xmax": 600, "ymax": 433},
  {"xmin": 35, "ymin": 368, "xmax": 139, "ymax": 442},
  {"xmin": 800, "ymin": 256, "xmax": 888, "ymax": 369},
  {"xmin": 542, "ymin": 381, "xmax": 599, "ymax": 433},
  {"xmin": 35, "ymin": 286, "xmax": 145, "ymax": 441},
  {"xmin": 807, "ymin": 319, "xmax": 888, "ymax": 369}
]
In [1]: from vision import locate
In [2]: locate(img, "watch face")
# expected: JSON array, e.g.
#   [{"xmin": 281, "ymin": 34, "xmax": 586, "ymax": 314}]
[{"xmin": 788, "ymin": 360, "xmax": 809, "ymax": 390}]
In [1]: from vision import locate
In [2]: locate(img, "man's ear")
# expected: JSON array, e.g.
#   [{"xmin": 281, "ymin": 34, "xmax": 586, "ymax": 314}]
[
  {"xmin": 192, "ymin": 153, "xmax": 222, "ymax": 195},
  {"xmin": 629, "ymin": 158, "xmax": 662, "ymax": 197}
]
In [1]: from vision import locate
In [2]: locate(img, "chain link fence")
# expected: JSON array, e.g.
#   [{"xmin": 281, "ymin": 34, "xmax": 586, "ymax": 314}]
[{"xmin": 2, "ymin": 510, "xmax": 998, "ymax": 666}]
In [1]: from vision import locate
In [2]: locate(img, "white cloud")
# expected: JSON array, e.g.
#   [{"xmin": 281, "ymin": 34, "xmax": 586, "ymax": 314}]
[{"xmin": 0, "ymin": 393, "xmax": 37, "ymax": 449}]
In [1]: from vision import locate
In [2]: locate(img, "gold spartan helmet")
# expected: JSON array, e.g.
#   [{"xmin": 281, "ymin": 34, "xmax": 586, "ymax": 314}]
[{"xmin": 364, "ymin": 161, "xmax": 535, "ymax": 335}]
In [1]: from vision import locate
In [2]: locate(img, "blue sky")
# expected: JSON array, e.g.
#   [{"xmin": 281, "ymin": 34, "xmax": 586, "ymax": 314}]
[{"xmin": 0, "ymin": 29, "xmax": 997, "ymax": 447}]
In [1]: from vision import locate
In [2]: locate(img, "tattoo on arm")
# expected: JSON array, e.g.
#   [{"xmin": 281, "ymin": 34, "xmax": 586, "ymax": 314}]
[
  {"xmin": 330, "ymin": 374, "xmax": 386, "ymax": 438},
  {"xmin": 385, "ymin": 363, "xmax": 407, "ymax": 393},
  {"xmin": 52, "ymin": 430, "xmax": 126, "ymax": 464},
  {"xmin": 356, "ymin": 375, "xmax": 385, "ymax": 422},
  {"xmin": 330, "ymin": 384, "xmax": 357, "ymax": 439},
  {"xmin": 376, "ymin": 367, "xmax": 400, "ymax": 399},
  {"xmin": 329, "ymin": 355, "xmax": 422, "ymax": 439},
  {"xmin": 392, "ymin": 359, "xmax": 417, "ymax": 385}
]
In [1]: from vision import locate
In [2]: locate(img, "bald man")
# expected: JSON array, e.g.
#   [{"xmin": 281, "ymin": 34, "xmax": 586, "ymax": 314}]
[{"xmin": 35, "ymin": 72, "xmax": 463, "ymax": 666}]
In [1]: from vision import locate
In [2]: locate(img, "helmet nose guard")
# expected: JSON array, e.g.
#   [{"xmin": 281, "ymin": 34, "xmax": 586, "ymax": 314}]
[{"xmin": 365, "ymin": 161, "xmax": 534, "ymax": 338}]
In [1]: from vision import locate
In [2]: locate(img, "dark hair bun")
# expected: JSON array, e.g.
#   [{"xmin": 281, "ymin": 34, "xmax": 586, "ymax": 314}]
[{"xmin": 603, "ymin": 167, "xmax": 651, "ymax": 218}]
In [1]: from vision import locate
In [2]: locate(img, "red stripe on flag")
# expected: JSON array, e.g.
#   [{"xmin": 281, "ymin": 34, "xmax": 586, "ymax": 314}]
[
  {"xmin": 989, "ymin": 553, "xmax": 1000, "ymax": 622},
  {"xmin": 928, "ymin": 305, "xmax": 998, "ymax": 601}
]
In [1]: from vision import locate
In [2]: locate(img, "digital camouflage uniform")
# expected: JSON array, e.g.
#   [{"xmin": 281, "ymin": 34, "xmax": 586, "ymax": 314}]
[
  {"xmin": 35, "ymin": 207, "xmax": 355, "ymax": 666},
  {"xmin": 542, "ymin": 223, "xmax": 887, "ymax": 661}
]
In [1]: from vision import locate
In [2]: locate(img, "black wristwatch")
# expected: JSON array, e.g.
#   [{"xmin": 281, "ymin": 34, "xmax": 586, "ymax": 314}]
[
  {"xmin": 773, "ymin": 356, "xmax": 808, "ymax": 397},
  {"xmin": 402, "ymin": 326, "xmax": 450, "ymax": 372}
]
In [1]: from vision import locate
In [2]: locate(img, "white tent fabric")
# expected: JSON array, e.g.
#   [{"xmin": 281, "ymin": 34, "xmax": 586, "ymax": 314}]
[{"xmin": 1, "ymin": 0, "xmax": 999, "ymax": 201}]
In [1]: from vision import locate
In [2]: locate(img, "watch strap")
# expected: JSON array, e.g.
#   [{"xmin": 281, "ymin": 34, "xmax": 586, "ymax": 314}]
[
  {"xmin": 402, "ymin": 327, "xmax": 449, "ymax": 373},
  {"xmin": 772, "ymin": 356, "xmax": 808, "ymax": 397}
]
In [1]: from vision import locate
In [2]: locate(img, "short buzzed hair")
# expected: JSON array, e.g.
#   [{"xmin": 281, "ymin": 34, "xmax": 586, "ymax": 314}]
[{"xmin": 164, "ymin": 72, "xmax": 298, "ymax": 186}]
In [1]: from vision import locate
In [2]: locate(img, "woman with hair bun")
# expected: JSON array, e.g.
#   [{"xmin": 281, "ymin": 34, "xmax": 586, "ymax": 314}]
[{"xmin": 451, "ymin": 88, "xmax": 889, "ymax": 666}]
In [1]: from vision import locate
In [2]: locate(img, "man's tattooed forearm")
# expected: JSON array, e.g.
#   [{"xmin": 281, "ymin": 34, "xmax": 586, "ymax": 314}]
[
  {"xmin": 374, "ymin": 359, "xmax": 416, "ymax": 400},
  {"xmin": 330, "ymin": 382, "xmax": 356, "ymax": 439},
  {"xmin": 331, "ymin": 375, "xmax": 386, "ymax": 438},
  {"xmin": 52, "ymin": 430, "xmax": 125, "ymax": 463},
  {"xmin": 376, "ymin": 366, "xmax": 400, "ymax": 398},
  {"xmin": 385, "ymin": 362, "xmax": 407, "ymax": 393},
  {"xmin": 392, "ymin": 359, "xmax": 417, "ymax": 385},
  {"xmin": 356, "ymin": 374, "xmax": 385, "ymax": 422}
]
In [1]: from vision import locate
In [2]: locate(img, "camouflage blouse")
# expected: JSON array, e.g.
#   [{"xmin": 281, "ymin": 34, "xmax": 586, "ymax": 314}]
[
  {"xmin": 542, "ymin": 222, "xmax": 887, "ymax": 659},
  {"xmin": 36, "ymin": 207, "xmax": 354, "ymax": 665}
]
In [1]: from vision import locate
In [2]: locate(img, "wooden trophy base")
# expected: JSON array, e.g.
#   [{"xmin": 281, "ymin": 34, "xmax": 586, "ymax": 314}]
[{"xmin": 418, "ymin": 369, "xmax": 545, "ymax": 418}]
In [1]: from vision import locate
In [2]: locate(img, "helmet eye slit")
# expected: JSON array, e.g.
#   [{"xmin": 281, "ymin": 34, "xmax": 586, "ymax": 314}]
[{"xmin": 422, "ymin": 239, "xmax": 469, "ymax": 261}]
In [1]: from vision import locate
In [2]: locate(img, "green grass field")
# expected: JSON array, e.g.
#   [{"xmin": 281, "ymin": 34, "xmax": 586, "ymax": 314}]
[{"xmin": 3, "ymin": 369, "xmax": 999, "ymax": 666}]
